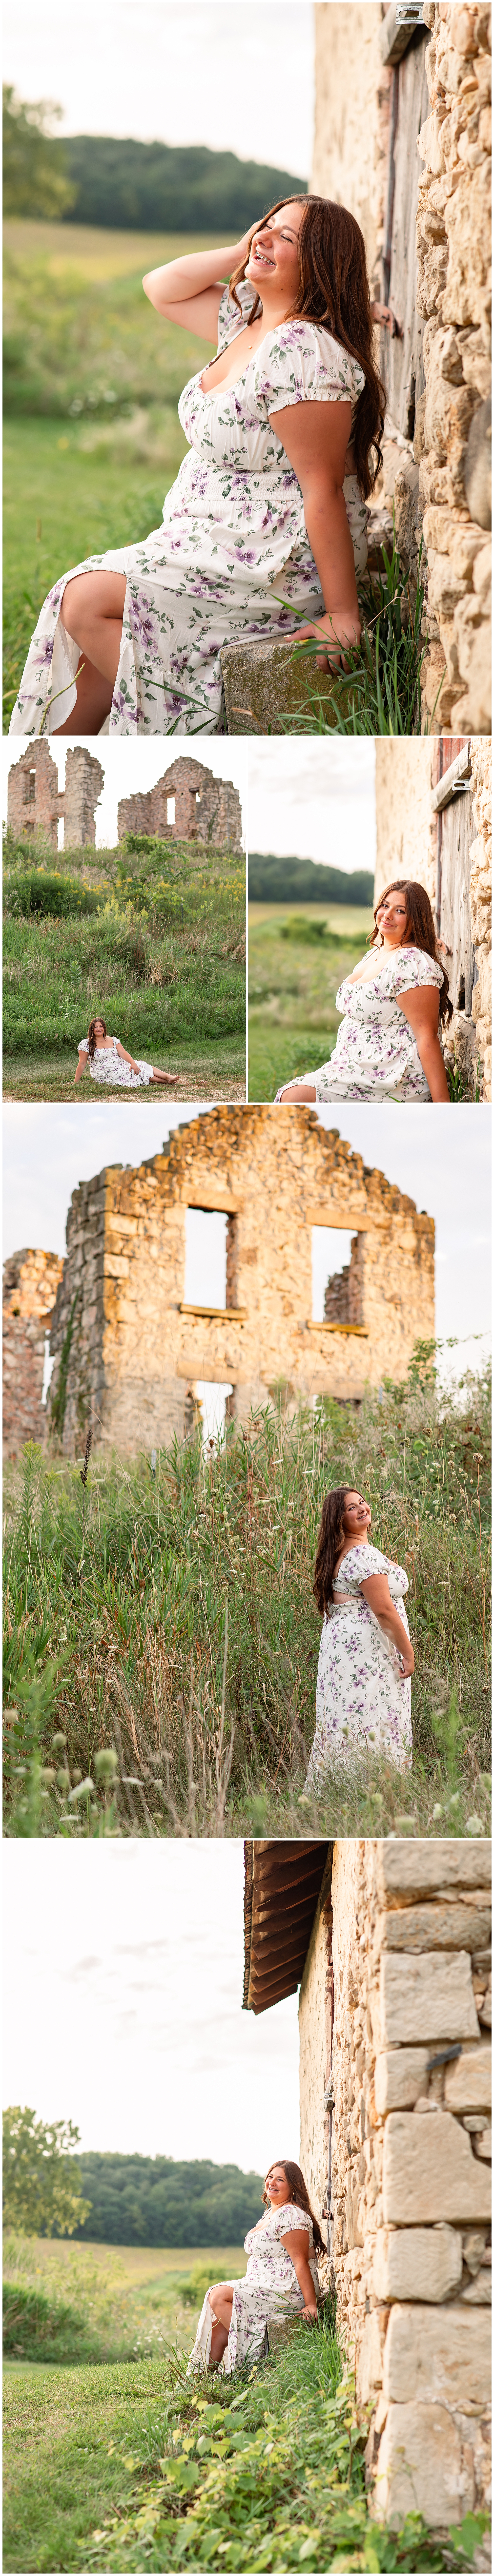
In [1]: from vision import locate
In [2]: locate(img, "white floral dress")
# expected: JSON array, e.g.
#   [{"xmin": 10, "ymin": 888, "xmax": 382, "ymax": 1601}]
[
  {"xmin": 293, "ymin": 949, "xmax": 445, "ymax": 1103},
  {"xmin": 187, "ymin": 2202, "xmax": 319, "ymax": 2380},
  {"xmin": 77, "ymin": 1035, "xmax": 153, "ymax": 1087},
  {"xmin": 305, "ymin": 1544, "xmax": 412, "ymax": 1785},
  {"xmin": 10, "ymin": 286, "xmax": 366, "ymax": 739}
]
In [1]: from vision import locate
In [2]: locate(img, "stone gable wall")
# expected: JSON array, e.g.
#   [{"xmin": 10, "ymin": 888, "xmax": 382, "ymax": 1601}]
[
  {"xmin": 41, "ymin": 1111, "xmax": 434, "ymax": 1456},
  {"xmin": 6, "ymin": 751, "xmax": 241, "ymax": 855},
  {"xmin": 299, "ymin": 1836, "xmax": 491, "ymax": 2540},
  {"xmin": 417, "ymin": 1, "xmax": 491, "ymax": 735},
  {"xmin": 117, "ymin": 758, "xmax": 243, "ymax": 851},
  {"xmin": 3, "ymin": 1249, "xmax": 64, "ymax": 1458}
]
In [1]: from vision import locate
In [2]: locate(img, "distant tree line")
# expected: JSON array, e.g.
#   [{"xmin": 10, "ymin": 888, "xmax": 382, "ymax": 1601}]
[
  {"xmin": 249, "ymin": 854, "xmax": 375, "ymax": 906},
  {"xmin": 73, "ymin": 2154, "xmax": 265, "ymax": 2245},
  {"xmin": 3, "ymin": 91, "xmax": 307, "ymax": 233}
]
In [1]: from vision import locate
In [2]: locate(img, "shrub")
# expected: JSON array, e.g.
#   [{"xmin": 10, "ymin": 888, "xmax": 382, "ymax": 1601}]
[{"xmin": 3, "ymin": 872, "xmax": 101, "ymax": 920}]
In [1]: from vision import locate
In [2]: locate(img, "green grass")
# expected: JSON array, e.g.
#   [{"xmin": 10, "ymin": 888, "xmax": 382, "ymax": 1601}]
[
  {"xmin": 3, "ymin": 2238, "xmax": 247, "ymax": 2373},
  {"xmin": 278, "ymin": 539, "xmax": 435, "ymax": 739},
  {"xmin": 3, "ymin": 221, "xmax": 216, "ymax": 729},
  {"xmin": 248, "ymin": 907, "xmax": 374, "ymax": 1102},
  {"xmin": 3, "ymin": 835, "xmax": 246, "ymax": 1097},
  {"xmin": 3, "ymin": 1353, "xmax": 491, "ymax": 1839},
  {"xmin": 3, "ymin": 2306, "xmax": 487, "ymax": 2575}
]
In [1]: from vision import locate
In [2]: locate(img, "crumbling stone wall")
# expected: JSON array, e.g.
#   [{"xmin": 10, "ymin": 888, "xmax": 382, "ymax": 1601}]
[
  {"xmin": 117, "ymin": 758, "xmax": 242, "ymax": 851},
  {"xmin": 3, "ymin": 1249, "xmax": 64, "ymax": 1457},
  {"xmin": 300, "ymin": 1836, "xmax": 492, "ymax": 2541},
  {"xmin": 417, "ymin": 1, "xmax": 491, "ymax": 735},
  {"xmin": 41, "ymin": 1110, "xmax": 434, "ymax": 1457},
  {"xmin": 6, "ymin": 744, "xmax": 103, "ymax": 850}
]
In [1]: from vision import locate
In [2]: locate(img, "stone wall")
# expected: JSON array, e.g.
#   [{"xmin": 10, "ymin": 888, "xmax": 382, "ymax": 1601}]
[
  {"xmin": 311, "ymin": 5, "xmax": 391, "ymax": 298},
  {"xmin": 299, "ymin": 1835, "xmax": 492, "ymax": 2540},
  {"xmin": 374, "ymin": 735, "xmax": 492, "ymax": 1100},
  {"xmin": 374, "ymin": 740, "xmax": 438, "ymax": 906},
  {"xmin": 117, "ymin": 757, "xmax": 243, "ymax": 851},
  {"xmin": 41, "ymin": 1110, "xmax": 434, "ymax": 1457},
  {"xmin": 469, "ymin": 737, "xmax": 492, "ymax": 1094},
  {"xmin": 417, "ymin": 1, "xmax": 492, "ymax": 735},
  {"xmin": 3, "ymin": 1249, "xmax": 64, "ymax": 1458},
  {"xmin": 6, "ymin": 744, "xmax": 103, "ymax": 849}
]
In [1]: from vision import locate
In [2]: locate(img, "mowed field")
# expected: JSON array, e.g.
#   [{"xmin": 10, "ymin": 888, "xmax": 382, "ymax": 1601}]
[
  {"xmin": 248, "ymin": 902, "xmax": 374, "ymax": 1102},
  {"xmin": 3, "ymin": 220, "xmax": 216, "ymax": 729}
]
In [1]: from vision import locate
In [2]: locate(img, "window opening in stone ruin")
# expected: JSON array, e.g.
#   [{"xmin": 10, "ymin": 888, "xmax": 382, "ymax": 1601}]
[
  {"xmin": 23, "ymin": 770, "xmax": 36, "ymax": 804},
  {"xmin": 311, "ymin": 1228, "xmax": 353, "ymax": 1322},
  {"xmin": 192, "ymin": 1381, "xmax": 234, "ymax": 1446},
  {"xmin": 166, "ymin": 797, "xmax": 175, "ymax": 826},
  {"xmin": 41, "ymin": 1336, "xmax": 55, "ymax": 1407},
  {"xmin": 196, "ymin": 792, "xmax": 201, "ymax": 804},
  {"xmin": 183, "ymin": 1207, "xmax": 227, "ymax": 1311}
]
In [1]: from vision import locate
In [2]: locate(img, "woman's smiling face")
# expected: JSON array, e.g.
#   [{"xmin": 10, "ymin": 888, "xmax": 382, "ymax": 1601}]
[
  {"xmin": 246, "ymin": 202, "xmax": 304, "ymax": 303},
  {"xmin": 264, "ymin": 2163, "xmax": 290, "ymax": 2206},
  {"xmin": 375, "ymin": 891, "xmax": 409, "ymax": 943},
  {"xmin": 342, "ymin": 1491, "xmax": 371, "ymax": 1535}
]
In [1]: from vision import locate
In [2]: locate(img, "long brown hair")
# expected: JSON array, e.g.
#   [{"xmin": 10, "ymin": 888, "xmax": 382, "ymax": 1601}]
[
  {"xmin": 228, "ymin": 194, "xmax": 385, "ymax": 499},
  {"xmin": 263, "ymin": 2159, "xmax": 325, "ymax": 2257},
  {"xmin": 313, "ymin": 1487, "xmax": 355, "ymax": 1618},
  {"xmin": 370, "ymin": 881, "xmax": 453, "ymax": 1025},
  {"xmin": 87, "ymin": 1016, "xmax": 107, "ymax": 1062}
]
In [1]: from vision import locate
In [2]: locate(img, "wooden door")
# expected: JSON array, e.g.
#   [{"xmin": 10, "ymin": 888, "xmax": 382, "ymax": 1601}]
[
  {"xmin": 381, "ymin": 30, "xmax": 429, "ymax": 441},
  {"xmin": 439, "ymin": 788, "xmax": 478, "ymax": 1017}
]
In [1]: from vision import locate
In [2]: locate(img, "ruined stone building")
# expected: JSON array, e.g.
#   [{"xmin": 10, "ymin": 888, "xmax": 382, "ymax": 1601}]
[
  {"xmin": 6, "ymin": 743, "xmax": 104, "ymax": 851},
  {"xmin": 373, "ymin": 734, "xmax": 492, "ymax": 1095},
  {"xmin": 3, "ymin": 1111, "xmax": 434, "ymax": 1459},
  {"xmin": 116, "ymin": 757, "xmax": 242, "ymax": 851},
  {"xmin": 312, "ymin": 1, "xmax": 491, "ymax": 736},
  {"xmin": 5, "ymin": 749, "xmax": 242, "ymax": 854},
  {"xmin": 244, "ymin": 1836, "xmax": 491, "ymax": 2543},
  {"xmin": 3, "ymin": 1249, "xmax": 64, "ymax": 1458}
]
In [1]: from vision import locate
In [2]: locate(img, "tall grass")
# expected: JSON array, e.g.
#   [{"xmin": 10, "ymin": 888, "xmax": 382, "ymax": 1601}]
[
  {"xmin": 3, "ymin": 1351, "xmax": 491, "ymax": 1839},
  {"xmin": 279, "ymin": 537, "xmax": 440, "ymax": 739}
]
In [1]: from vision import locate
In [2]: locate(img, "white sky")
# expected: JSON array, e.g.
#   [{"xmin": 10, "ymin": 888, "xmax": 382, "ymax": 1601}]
[
  {"xmin": 3, "ymin": 742, "xmax": 247, "ymax": 853},
  {"xmin": 3, "ymin": 1104, "xmax": 491, "ymax": 1384},
  {"xmin": 3, "ymin": 2, "xmax": 313, "ymax": 181},
  {"xmin": 248, "ymin": 742, "xmax": 376, "ymax": 873},
  {"xmin": 2, "ymin": 1841, "xmax": 301, "ymax": 2166}
]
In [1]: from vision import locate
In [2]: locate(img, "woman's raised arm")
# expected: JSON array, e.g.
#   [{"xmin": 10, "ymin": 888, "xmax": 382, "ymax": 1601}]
[{"xmin": 142, "ymin": 231, "xmax": 253, "ymax": 339}]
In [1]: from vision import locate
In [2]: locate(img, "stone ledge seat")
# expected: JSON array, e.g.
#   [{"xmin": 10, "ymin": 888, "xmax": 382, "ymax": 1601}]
[{"xmin": 267, "ymin": 2290, "xmax": 333, "ymax": 2352}]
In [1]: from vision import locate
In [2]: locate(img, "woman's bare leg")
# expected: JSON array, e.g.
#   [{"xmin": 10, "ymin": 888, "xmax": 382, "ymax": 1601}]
[
  {"xmin": 277, "ymin": 1081, "xmax": 317, "ymax": 1103},
  {"xmin": 149, "ymin": 1068, "xmax": 180, "ymax": 1085},
  {"xmin": 208, "ymin": 2283, "xmax": 234, "ymax": 2369},
  {"xmin": 53, "ymin": 570, "xmax": 127, "ymax": 734}
]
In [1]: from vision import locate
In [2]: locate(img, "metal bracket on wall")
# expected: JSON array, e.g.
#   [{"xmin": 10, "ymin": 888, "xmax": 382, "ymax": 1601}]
[
  {"xmin": 431, "ymin": 743, "xmax": 473, "ymax": 812},
  {"xmin": 380, "ymin": 1, "xmax": 426, "ymax": 65}
]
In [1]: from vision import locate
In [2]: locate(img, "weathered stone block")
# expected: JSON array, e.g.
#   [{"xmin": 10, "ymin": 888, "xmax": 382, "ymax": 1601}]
[
  {"xmin": 383, "ymin": 2302, "xmax": 491, "ymax": 2407},
  {"xmin": 374, "ymin": 2401, "xmax": 472, "ymax": 2528},
  {"xmin": 356, "ymin": 2306, "xmax": 388, "ymax": 2405},
  {"xmin": 376, "ymin": 1839, "xmax": 492, "ymax": 1898},
  {"xmin": 380, "ymin": 1951, "xmax": 480, "ymax": 2046},
  {"xmin": 374, "ymin": 2048, "xmax": 430, "ymax": 2113},
  {"xmin": 373, "ymin": 2224, "xmax": 462, "ymax": 2304},
  {"xmin": 445, "ymin": 2042, "xmax": 492, "ymax": 2112},
  {"xmin": 219, "ymin": 636, "xmax": 354, "ymax": 735},
  {"xmin": 382, "ymin": 1900, "xmax": 491, "ymax": 1953},
  {"xmin": 383, "ymin": 2111, "xmax": 492, "ymax": 2225}
]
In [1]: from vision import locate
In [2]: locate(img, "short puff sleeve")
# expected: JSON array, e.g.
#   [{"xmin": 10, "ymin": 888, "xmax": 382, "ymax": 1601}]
[
  {"xmin": 77, "ymin": 1037, "xmax": 89, "ymax": 1053},
  {"xmin": 217, "ymin": 280, "xmax": 255, "ymax": 350},
  {"xmin": 273, "ymin": 2202, "xmax": 312, "ymax": 2242},
  {"xmin": 252, "ymin": 321, "xmax": 365, "ymax": 417},
  {"xmin": 393, "ymin": 947, "xmax": 443, "ymax": 995}
]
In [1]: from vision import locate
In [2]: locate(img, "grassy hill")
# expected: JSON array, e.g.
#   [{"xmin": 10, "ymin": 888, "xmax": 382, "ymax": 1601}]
[{"xmin": 2, "ymin": 832, "xmax": 246, "ymax": 1100}]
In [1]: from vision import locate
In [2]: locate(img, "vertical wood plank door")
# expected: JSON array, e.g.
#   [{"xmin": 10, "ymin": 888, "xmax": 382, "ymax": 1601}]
[
  {"xmin": 381, "ymin": 33, "xmax": 429, "ymax": 441},
  {"xmin": 439, "ymin": 790, "xmax": 478, "ymax": 1018}
]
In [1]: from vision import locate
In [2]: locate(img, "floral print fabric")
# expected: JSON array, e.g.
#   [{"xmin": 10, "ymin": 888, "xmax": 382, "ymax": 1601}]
[
  {"xmin": 305, "ymin": 1545, "xmax": 412, "ymax": 1785},
  {"xmin": 10, "ymin": 285, "xmax": 367, "ymax": 738},
  {"xmin": 77, "ymin": 1037, "xmax": 153, "ymax": 1088},
  {"xmin": 187, "ymin": 2202, "xmax": 319, "ymax": 2379},
  {"xmin": 301, "ymin": 948, "xmax": 445, "ymax": 1102}
]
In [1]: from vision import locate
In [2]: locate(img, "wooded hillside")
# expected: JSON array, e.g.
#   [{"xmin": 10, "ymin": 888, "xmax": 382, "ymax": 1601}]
[{"xmin": 73, "ymin": 2154, "xmax": 265, "ymax": 2244}]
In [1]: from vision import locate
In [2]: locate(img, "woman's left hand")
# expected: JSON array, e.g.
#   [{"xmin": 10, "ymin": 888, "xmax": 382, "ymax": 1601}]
[
  {"xmin": 295, "ymin": 611, "xmax": 361, "ymax": 670},
  {"xmin": 370, "ymin": 301, "xmax": 403, "ymax": 338},
  {"xmin": 301, "ymin": 2303, "xmax": 318, "ymax": 2321}
]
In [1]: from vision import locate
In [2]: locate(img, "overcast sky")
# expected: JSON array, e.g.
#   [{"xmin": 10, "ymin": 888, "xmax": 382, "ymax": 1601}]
[
  {"xmin": 3, "ymin": 1841, "xmax": 300, "ymax": 2167},
  {"xmin": 3, "ymin": 742, "xmax": 247, "ymax": 853},
  {"xmin": 3, "ymin": 2, "xmax": 313, "ymax": 181},
  {"xmin": 248, "ymin": 742, "xmax": 376, "ymax": 874},
  {"xmin": 3, "ymin": 1104, "xmax": 491, "ymax": 1387}
]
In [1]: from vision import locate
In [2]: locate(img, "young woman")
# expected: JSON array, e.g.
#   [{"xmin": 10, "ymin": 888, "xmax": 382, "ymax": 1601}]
[
  {"xmin": 275, "ymin": 881, "xmax": 452, "ymax": 1104},
  {"xmin": 10, "ymin": 196, "xmax": 389, "ymax": 740},
  {"xmin": 187, "ymin": 2160, "xmax": 322, "ymax": 2378},
  {"xmin": 74, "ymin": 1017, "xmax": 180, "ymax": 1088},
  {"xmin": 305, "ymin": 1487, "xmax": 414, "ymax": 1787}
]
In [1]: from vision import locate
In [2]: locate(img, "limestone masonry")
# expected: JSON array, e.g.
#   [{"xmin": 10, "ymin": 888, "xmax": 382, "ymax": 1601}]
[
  {"xmin": 299, "ymin": 1837, "xmax": 491, "ymax": 2539},
  {"xmin": 3, "ymin": 1250, "xmax": 64, "ymax": 1457},
  {"xmin": 3, "ymin": 1112, "xmax": 434, "ymax": 1458},
  {"xmin": 6, "ymin": 750, "xmax": 242, "ymax": 853}
]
